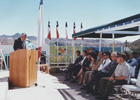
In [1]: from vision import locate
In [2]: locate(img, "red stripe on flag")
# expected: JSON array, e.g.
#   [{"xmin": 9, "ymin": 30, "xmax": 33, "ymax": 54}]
[
  {"xmin": 56, "ymin": 27, "xmax": 59, "ymax": 39},
  {"xmin": 73, "ymin": 29, "xmax": 77, "ymax": 40},
  {"xmin": 47, "ymin": 30, "xmax": 51, "ymax": 40},
  {"xmin": 38, "ymin": 47, "xmax": 42, "ymax": 59}
]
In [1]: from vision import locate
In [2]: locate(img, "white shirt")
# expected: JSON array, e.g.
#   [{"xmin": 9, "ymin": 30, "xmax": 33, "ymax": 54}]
[
  {"xmin": 80, "ymin": 56, "xmax": 86, "ymax": 65},
  {"xmin": 98, "ymin": 58, "xmax": 111, "ymax": 71},
  {"xmin": 21, "ymin": 38, "xmax": 26, "ymax": 49},
  {"xmin": 127, "ymin": 58, "xmax": 138, "ymax": 68},
  {"xmin": 114, "ymin": 61, "xmax": 131, "ymax": 81}
]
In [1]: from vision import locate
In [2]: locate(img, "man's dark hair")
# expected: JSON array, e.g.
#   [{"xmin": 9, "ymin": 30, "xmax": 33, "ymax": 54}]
[
  {"xmin": 87, "ymin": 53, "xmax": 91, "ymax": 56},
  {"xmin": 91, "ymin": 54, "xmax": 97, "ymax": 60},
  {"xmin": 95, "ymin": 50, "xmax": 99, "ymax": 54},
  {"xmin": 83, "ymin": 50, "xmax": 87, "ymax": 55},
  {"xmin": 76, "ymin": 50, "xmax": 80, "ymax": 55},
  {"xmin": 104, "ymin": 51, "xmax": 111, "ymax": 57},
  {"xmin": 133, "ymin": 51, "xmax": 137, "ymax": 55}
]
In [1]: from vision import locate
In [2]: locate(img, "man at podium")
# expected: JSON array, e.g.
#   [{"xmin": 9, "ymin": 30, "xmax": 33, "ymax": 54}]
[{"xmin": 13, "ymin": 33, "xmax": 27, "ymax": 51}]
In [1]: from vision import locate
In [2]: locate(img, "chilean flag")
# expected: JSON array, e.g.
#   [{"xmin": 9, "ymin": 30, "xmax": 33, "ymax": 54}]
[
  {"xmin": 47, "ymin": 21, "xmax": 51, "ymax": 40},
  {"xmin": 56, "ymin": 21, "xmax": 59, "ymax": 39},
  {"xmin": 65, "ymin": 22, "xmax": 68, "ymax": 39},
  {"xmin": 37, "ymin": 0, "xmax": 45, "ymax": 59},
  {"xmin": 81, "ymin": 23, "xmax": 84, "ymax": 40},
  {"xmin": 73, "ymin": 22, "xmax": 77, "ymax": 40}
]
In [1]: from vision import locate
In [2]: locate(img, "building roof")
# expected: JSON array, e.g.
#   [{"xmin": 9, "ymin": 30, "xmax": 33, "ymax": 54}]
[{"xmin": 72, "ymin": 13, "xmax": 140, "ymax": 39}]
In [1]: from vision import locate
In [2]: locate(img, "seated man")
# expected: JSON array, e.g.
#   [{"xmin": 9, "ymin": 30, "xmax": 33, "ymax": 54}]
[
  {"xmin": 73, "ymin": 53, "xmax": 91, "ymax": 84},
  {"xmin": 80, "ymin": 51, "xmax": 111, "ymax": 91},
  {"xmin": 96, "ymin": 52, "xmax": 131, "ymax": 100},
  {"xmin": 64, "ymin": 50, "xmax": 83, "ymax": 81},
  {"xmin": 70, "ymin": 50, "xmax": 89, "ymax": 83},
  {"xmin": 81, "ymin": 52, "xmax": 103, "ymax": 87},
  {"xmin": 127, "ymin": 53, "xmax": 138, "ymax": 68}
]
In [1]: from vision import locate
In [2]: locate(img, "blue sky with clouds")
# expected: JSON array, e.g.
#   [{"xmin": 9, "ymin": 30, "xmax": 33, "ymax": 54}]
[{"xmin": 0, "ymin": 0, "xmax": 140, "ymax": 42}]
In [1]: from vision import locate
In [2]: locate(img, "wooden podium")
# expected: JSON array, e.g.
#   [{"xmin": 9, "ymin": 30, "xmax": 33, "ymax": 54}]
[{"xmin": 9, "ymin": 49, "xmax": 38, "ymax": 88}]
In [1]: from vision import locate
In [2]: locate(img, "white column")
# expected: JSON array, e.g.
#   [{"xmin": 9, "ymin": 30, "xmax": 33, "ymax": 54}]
[{"xmin": 99, "ymin": 33, "xmax": 102, "ymax": 52}]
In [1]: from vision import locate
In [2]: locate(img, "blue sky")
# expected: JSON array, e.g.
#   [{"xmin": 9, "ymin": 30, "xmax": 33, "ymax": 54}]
[{"xmin": 0, "ymin": 0, "xmax": 140, "ymax": 42}]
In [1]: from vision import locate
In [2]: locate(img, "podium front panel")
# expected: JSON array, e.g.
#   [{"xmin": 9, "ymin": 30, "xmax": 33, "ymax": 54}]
[{"xmin": 9, "ymin": 49, "xmax": 38, "ymax": 88}]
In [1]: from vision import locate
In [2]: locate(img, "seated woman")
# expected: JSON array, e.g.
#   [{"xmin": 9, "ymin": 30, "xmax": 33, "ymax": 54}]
[{"xmin": 73, "ymin": 53, "xmax": 91, "ymax": 85}]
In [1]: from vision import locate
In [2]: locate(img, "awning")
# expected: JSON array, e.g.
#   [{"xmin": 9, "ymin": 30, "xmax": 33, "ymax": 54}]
[{"xmin": 72, "ymin": 13, "xmax": 140, "ymax": 39}]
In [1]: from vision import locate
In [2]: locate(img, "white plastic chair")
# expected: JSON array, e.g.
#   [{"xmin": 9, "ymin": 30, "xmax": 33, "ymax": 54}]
[
  {"xmin": 130, "ymin": 66, "xmax": 137, "ymax": 84},
  {"xmin": 131, "ymin": 66, "xmax": 136, "ymax": 77},
  {"xmin": 121, "ymin": 70, "xmax": 140, "ymax": 99}
]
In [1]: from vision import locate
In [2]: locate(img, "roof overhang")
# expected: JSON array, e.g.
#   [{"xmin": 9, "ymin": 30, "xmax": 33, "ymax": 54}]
[{"xmin": 72, "ymin": 13, "xmax": 140, "ymax": 39}]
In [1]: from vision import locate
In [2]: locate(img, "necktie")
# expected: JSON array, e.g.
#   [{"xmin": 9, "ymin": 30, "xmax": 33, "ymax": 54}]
[
  {"xmin": 103, "ymin": 60, "xmax": 106, "ymax": 65},
  {"xmin": 23, "ymin": 41, "xmax": 25, "ymax": 49}
]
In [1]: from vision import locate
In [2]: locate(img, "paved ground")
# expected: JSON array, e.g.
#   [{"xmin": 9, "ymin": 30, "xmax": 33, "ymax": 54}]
[
  {"xmin": 7, "ymin": 72, "xmax": 97, "ymax": 100},
  {"xmin": 2, "ymin": 71, "xmax": 140, "ymax": 100},
  {"xmin": 0, "ymin": 71, "xmax": 9, "ymax": 100}
]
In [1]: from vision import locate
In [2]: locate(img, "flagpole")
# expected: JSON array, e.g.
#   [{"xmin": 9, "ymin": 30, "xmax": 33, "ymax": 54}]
[
  {"xmin": 49, "ymin": 39, "xmax": 50, "ymax": 67},
  {"xmin": 81, "ymin": 23, "xmax": 83, "ymax": 53},
  {"xmin": 57, "ymin": 39, "xmax": 58, "ymax": 67},
  {"xmin": 66, "ymin": 39, "xmax": 67, "ymax": 66},
  {"xmin": 73, "ymin": 39, "xmax": 75, "ymax": 63},
  {"xmin": 65, "ymin": 22, "xmax": 68, "ymax": 66},
  {"xmin": 72, "ymin": 39, "xmax": 74, "ymax": 63},
  {"xmin": 81, "ymin": 39, "xmax": 83, "ymax": 52}
]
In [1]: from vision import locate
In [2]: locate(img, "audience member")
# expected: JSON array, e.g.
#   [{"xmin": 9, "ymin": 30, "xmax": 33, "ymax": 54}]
[
  {"xmin": 127, "ymin": 53, "xmax": 138, "ymax": 68},
  {"xmin": 73, "ymin": 53, "xmax": 91, "ymax": 84},
  {"xmin": 133, "ymin": 51, "xmax": 138, "ymax": 59},
  {"xmin": 97, "ymin": 51, "xmax": 111, "ymax": 71},
  {"xmin": 70, "ymin": 50, "xmax": 88, "ymax": 83},
  {"xmin": 64, "ymin": 50, "xmax": 83, "ymax": 81},
  {"xmin": 125, "ymin": 52, "xmax": 129, "ymax": 62},
  {"xmin": 96, "ymin": 52, "xmax": 131, "ymax": 100},
  {"xmin": 82, "ymin": 52, "xmax": 103, "ymax": 87}
]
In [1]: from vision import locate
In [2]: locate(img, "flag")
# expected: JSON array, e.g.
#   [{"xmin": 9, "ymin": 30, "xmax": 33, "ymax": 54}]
[
  {"xmin": 37, "ymin": 0, "xmax": 44, "ymax": 59},
  {"xmin": 47, "ymin": 21, "xmax": 51, "ymax": 40},
  {"xmin": 56, "ymin": 21, "xmax": 59, "ymax": 39},
  {"xmin": 81, "ymin": 23, "xmax": 84, "ymax": 40},
  {"xmin": 73, "ymin": 22, "xmax": 77, "ymax": 40},
  {"xmin": 65, "ymin": 22, "xmax": 68, "ymax": 39}
]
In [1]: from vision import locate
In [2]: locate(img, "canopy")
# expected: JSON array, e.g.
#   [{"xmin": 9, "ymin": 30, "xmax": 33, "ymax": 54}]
[{"xmin": 72, "ymin": 13, "xmax": 140, "ymax": 38}]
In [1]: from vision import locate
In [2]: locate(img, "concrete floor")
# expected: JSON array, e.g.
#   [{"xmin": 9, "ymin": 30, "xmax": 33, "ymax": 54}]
[
  {"xmin": 2, "ymin": 71, "xmax": 140, "ymax": 100},
  {"xmin": 7, "ymin": 72, "xmax": 97, "ymax": 100}
]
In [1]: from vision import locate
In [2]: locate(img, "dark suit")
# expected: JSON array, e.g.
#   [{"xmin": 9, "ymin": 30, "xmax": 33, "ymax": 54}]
[
  {"xmin": 74, "ymin": 55, "xmax": 83, "ymax": 65},
  {"xmin": 86, "ymin": 60, "xmax": 118, "ymax": 93},
  {"xmin": 67, "ymin": 55, "xmax": 83, "ymax": 70},
  {"xmin": 65, "ymin": 55, "xmax": 83, "ymax": 79},
  {"xmin": 13, "ymin": 37, "xmax": 25, "ymax": 51},
  {"xmin": 82, "ymin": 59, "xmax": 91, "ymax": 72},
  {"xmin": 72, "ymin": 57, "xmax": 90, "ymax": 76}
]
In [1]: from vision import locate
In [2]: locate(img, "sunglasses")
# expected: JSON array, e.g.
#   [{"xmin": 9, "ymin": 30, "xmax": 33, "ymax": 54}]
[{"xmin": 104, "ymin": 55, "xmax": 107, "ymax": 56}]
